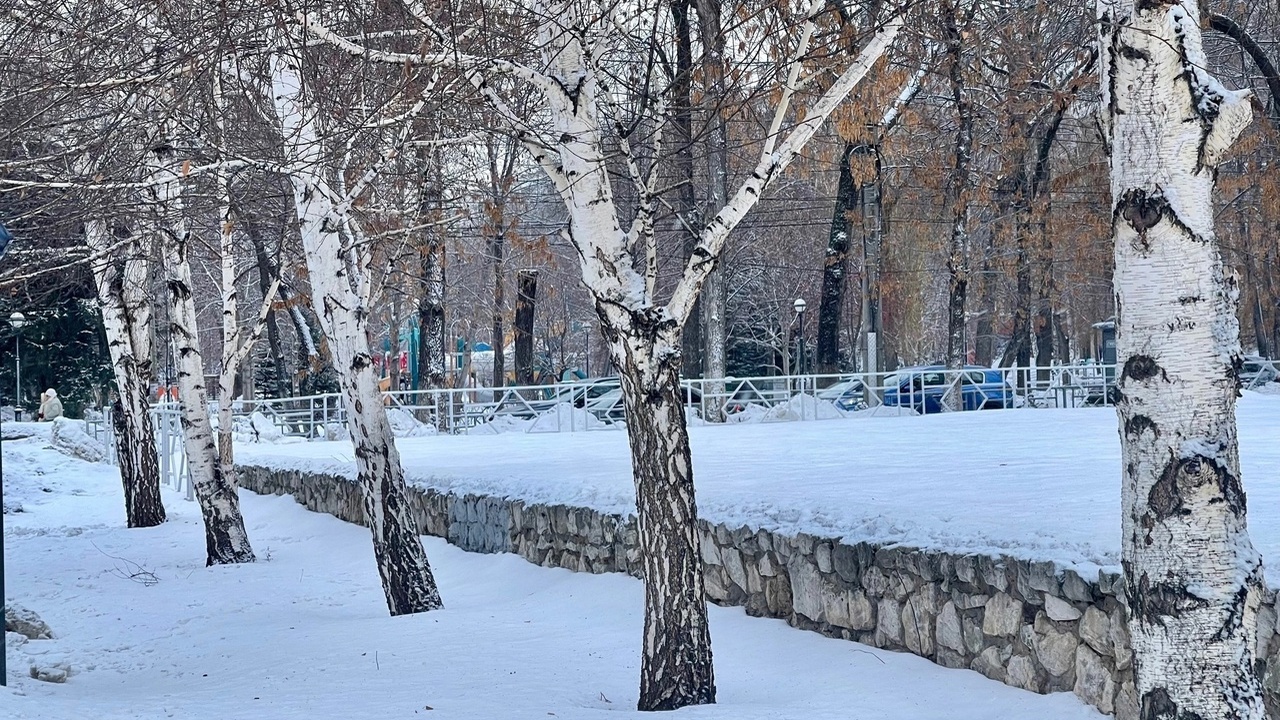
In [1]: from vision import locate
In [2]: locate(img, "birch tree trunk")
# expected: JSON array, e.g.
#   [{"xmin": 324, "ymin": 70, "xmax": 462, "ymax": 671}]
[
  {"xmin": 418, "ymin": 243, "xmax": 447, "ymax": 390},
  {"xmin": 147, "ymin": 159, "xmax": 256, "ymax": 566},
  {"xmin": 87, "ymin": 220, "xmax": 166, "ymax": 529},
  {"xmin": 1098, "ymin": 1, "xmax": 1265, "ymax": 717},
  {"xmin": 271, "ymin": 53, "xmax": 442, "ymax": 615},
  {"xmin": 608, "ymin": 325, "xmax": 714, "ymax": 710},
  {"xmin": 416, "ymin": 156, "xmax": 448, "ymax": 391},
  {"xmin": 303, "ymin": 2, "xmax": 898, "ymax": 705},
  {"xmin": 213, "ymin": 67, "xmax": 280, "ymax": 487},
  {"xmin": 216, "ymin": 167, "xmax": 239, "ymax": 478}
]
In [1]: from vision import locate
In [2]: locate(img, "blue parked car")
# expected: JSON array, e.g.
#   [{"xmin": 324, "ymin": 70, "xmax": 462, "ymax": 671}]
[{"xmin": 881, "ymin": 365, "xmax": 1014, "ymax": 414}]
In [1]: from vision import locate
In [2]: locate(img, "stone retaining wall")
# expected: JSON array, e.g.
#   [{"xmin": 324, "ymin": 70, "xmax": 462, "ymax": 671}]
[{"xmin": 237, "ymin": 464, "xmax": 1280, "ymax": 718}]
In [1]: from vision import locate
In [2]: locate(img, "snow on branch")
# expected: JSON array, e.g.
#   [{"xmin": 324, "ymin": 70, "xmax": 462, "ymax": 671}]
[{"xmin": 1167, "ymin": 4, "xmax": 1252, "ymax": 169}]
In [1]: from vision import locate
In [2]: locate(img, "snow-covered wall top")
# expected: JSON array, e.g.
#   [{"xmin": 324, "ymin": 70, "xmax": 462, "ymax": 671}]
[{"xmin": 235, "ymin": 391, "xmax": 1280, "ymax": 584}]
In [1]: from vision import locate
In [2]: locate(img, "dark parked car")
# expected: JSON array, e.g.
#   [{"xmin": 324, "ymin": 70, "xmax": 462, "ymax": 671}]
[{"xmin": 882, "ymin": 365, "xmax": 1013, "ymax": 414}]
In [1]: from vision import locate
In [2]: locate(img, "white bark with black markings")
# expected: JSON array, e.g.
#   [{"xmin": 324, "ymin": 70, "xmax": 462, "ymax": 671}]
[
  {"xmin": 86, "ymin": 219, "xmax": 166, "ymax": 529},
  {"xmin": 146, "ymin": 149, "xmax": 256, "ymax": 566},
  {"xmin": 303, "ymin": 3, "xmax": 898, "ymax": 708},
  {"xmin": 1098, "ymin": 1, "xmax": 1264, "ymax": 717},
  {"xmin": 270, "ymin": 52, "xmax": 442, "ymax": 616}
]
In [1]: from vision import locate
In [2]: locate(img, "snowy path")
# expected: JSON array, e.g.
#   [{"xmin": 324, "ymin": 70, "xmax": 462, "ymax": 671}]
[
  {"xmin": 2, "ymin": 436, "xmax": 1101, "ymax": 719},
  {"xmin": 239, "ymin": 390, "xmax": 1280, "ymax": 580}
]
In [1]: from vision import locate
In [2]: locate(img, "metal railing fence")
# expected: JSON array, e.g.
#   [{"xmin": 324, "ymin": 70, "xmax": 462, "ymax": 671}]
[{"xmin": 228, "ymin": 363, "xmax": 1123, "ymax": 438}]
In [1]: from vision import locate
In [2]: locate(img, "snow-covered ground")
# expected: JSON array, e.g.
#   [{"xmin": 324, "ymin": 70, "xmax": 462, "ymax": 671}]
[
  {"xmin": 238, "ymin": 391, "xmax": 1280, "ymax": 582},
  {"xmin": 2, "ymin": 435, "xmax": 1101, "ymax": 719}
]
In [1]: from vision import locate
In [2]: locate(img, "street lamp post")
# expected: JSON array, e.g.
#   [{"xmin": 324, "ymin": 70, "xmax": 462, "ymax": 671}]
[
  {"xmin": 9, "ymin": 312, "xmax": 24, "ymax": 417},
  {"xmin": 793, "ymin": 298, "xmax": 807, "ymax": 377}
]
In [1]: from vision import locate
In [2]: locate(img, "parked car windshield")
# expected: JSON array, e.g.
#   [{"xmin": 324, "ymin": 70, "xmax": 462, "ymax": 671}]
[{"xmin": 817, "ymin": 379, "xmax": 862, "ymax": 399}]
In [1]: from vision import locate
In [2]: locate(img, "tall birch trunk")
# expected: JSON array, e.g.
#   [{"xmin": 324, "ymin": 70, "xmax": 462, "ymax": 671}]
[
  {"xmin": 940, "ymin": 1, "xmax": 974, "ymax": 411},
  {"xmin": 418, "ymin": 243, "xmax": 447, "ymax": 389},
  {"xmin": 213, "ymin": 69, "xmax": 279, "ymax": 480},
  {"xmin": 1098, "ymin": 1, "xmax": 1265, "ymax": 717},
  {"xmin": 87, "ymin": 220, "xmax": 166, "ymax": 528},
  {"xmin": 942, "ymin": 1, "xmax": 972, "ymax": 376},
  {"xmin": 216, "ymin": 167, "xmax": 239, "ymax": 478},
  {"xmin": 271, "ymin": 53, "xmax": 441, "ymax": 615},
  {"xmin": 147, "ymin": 156, "xmax": 256, "ymax": 566},
  {"xmin": 300, "ymin": 3, "xmax": 896, "ymax": 706},
  {"xmin": 607, "ymin": 325, "xmax": 714, "ymax": 710},
  {"xmin": 415, "ymin": 156, "xmax": 448, "ymax": 391}
]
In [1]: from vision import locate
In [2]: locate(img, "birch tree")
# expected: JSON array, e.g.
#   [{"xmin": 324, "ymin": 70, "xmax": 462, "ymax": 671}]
[
  {"xmin": 1098, "ymin": 0, "xmax": 1265, "ymax": 716},
  {"xmin": 304, "ymin": 0, "xmax": 900, "ymax": 708},
  {"xmin": 87, "ymin": 216, "xmax": 166, "ymax": 528},
  {"xmin": 268, "ymin": 44, "xmax": 443, "ymax": 615},
  {"xmin": 145, "ymin": 112, "xmax": 257, "ymax": 565}
]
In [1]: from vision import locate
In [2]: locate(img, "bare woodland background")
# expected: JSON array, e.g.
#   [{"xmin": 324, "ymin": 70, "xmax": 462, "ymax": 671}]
[{"xmin": 0, "ymin": 0, "xmax": 1274, "ymax": 411}]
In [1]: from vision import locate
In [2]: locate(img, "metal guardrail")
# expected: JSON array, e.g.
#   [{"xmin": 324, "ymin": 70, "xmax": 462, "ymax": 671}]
[
  {"xmin": 228, "ymin": 364, "xmax": 1123, "ymax": 438},
  {"xmin": 123, "ymin": 360, "xmax": 1270, "ymax": 491}
]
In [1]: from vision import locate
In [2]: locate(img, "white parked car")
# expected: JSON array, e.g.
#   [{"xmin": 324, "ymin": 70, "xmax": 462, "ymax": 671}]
[{"xmin": 1241, "ymin": 355, "xmax": 1279, "ymax": 389}]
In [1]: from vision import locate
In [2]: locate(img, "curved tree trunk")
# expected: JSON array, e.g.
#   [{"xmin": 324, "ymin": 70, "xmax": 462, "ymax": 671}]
[
  {"xmin": 158, "ymin": 207, "xmax": 256, "ymax": 566},
  {"xmin": 272, "ymin": 52, "xmax": 442, "ymax": 615},
  {"xmin": 1099, "ymin": 1, "xmax": 1265, "ymax": 717},
  {"xmin": 89, "ymin": 219, "xmax": 165, "ymax": 529},
  {"xmin": 609, "ymin": 325, "xmax": 714, "ymax": 711},
  {"xmin": 1209, "ymin": 13, "xmax": 1280, "ymax": 132}
]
